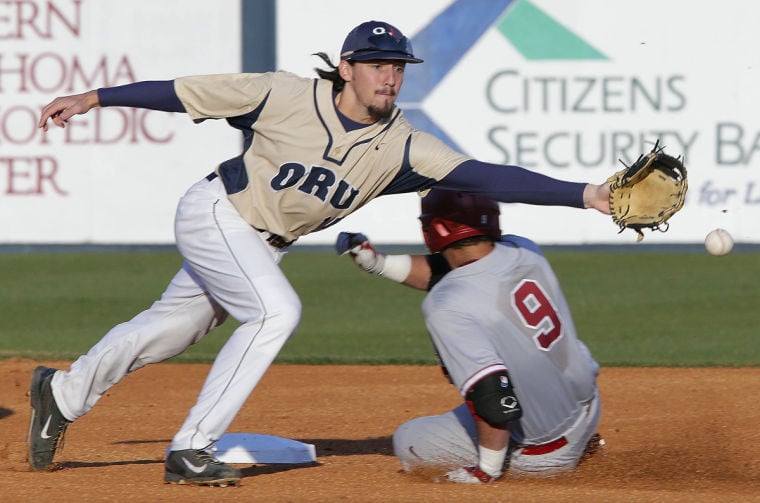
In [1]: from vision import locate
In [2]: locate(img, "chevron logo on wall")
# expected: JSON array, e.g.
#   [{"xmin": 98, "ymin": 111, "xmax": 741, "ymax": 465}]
[{"xmin": 400, "ymin": 0, "xmax": 607, "ymax": 151}]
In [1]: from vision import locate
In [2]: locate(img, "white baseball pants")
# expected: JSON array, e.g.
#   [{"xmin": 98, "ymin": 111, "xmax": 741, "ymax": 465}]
[{"xmin": 52, "ymin": 175, "xmax": 301, "ymax": 451}]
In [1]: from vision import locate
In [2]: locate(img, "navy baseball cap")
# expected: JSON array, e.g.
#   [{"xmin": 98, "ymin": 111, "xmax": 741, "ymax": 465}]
[{"xmin": 340, "ymin": 21, "xmax": 423, "ymax": 64}]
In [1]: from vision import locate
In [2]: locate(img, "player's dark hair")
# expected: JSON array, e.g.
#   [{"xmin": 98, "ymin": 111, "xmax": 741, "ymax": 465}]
[
  {"xmin": 446, "ymin": 235, "xmax": 496, "ymax": 250},
  {"xmin": 313, "ymin": 52, "xmax": 346, "ymax": 92}
]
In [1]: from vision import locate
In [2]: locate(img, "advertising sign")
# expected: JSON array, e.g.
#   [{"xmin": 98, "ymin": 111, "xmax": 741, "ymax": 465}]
[
  {"xmin": 1, "ymin": 0, "xmax": 241, "ymax": 243},
  {"xmin": 282, "ymin": 0, "xmax": 759, "ymax": 245}
]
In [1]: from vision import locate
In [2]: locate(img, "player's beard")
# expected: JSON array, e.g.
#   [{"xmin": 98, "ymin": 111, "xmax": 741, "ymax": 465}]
[
  {"xmin": 368, "ymin": 104, "xmax": 393, "ymax": 120},
  {"xmin": 368, "ymin": 90, "xmax": 396, "ymax": 121}
]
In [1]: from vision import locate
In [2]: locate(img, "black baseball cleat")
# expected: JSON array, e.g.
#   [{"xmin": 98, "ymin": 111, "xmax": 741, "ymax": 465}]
[
  {"xmin": 164, "ymin": 449, "xmax": 242, "ymax": 487},
  {"xmin": 27, "ymin": 365, "xmax": 71, "ymax": 471}
]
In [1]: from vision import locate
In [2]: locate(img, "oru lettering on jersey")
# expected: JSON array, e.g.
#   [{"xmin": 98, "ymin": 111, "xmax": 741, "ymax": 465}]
[{"xmin": 270, "ymin": 162, "xmax": 360, "ymax": 210}]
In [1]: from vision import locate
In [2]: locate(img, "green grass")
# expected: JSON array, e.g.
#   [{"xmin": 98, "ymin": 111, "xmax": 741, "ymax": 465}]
[
  {"xmin": 548, "ymin": 252, "xmax": 760, "ymax": 366},
  {"xmin": 1, "ymin": 249, "xmax": 758, "ymax": 366}
]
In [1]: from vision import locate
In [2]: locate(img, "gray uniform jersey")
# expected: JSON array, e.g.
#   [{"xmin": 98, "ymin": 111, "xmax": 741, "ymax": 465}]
[
  {"xmin": 422, "ymin": 236, "xmax": 599, "ymax": 445},
  {"xmin": 174, "ymin": 72, "xmax": 470, "ymax": 242}
]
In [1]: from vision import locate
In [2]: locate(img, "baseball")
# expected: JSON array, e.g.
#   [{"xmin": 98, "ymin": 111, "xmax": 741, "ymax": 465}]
[{"xmin": 704, "ymin": 228, "xmax": 734, "ymax": 256}]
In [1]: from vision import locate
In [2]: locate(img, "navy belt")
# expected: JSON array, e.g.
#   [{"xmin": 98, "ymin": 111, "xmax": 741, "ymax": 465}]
[
  {"xmin": 257, "ymin": 230, "xmax": 295, "ymax": 249},
  {"xmin": 205, "ymin": 172, "xmax": 293, "ymax": 249}
]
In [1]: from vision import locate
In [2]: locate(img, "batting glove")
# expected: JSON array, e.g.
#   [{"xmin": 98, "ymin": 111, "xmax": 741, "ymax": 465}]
[
  {"xmin": 335, "ymin": 231, "xmax": 369, "ymax": 255},
  {"xmin": 445, "ymin": 466, "xmax": 502, "ymax": 484},
  {"xmin": 335, "ymin": 232, "xmax": 386, "ymax": 275}
]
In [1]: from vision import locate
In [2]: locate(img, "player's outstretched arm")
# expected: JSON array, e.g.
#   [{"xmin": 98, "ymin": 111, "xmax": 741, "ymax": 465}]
[
  {"xmin": 583, "ymin": 183, "xmax": 611, "ymax": 214},
  {"xmin": 38, "ymin": 90, "xmax": 100, "ymax": 131},
  {"xmin": 39, "ymin": 81, "xmax": 185, "ymax": 132},
  {"xmin": 437, "ymin": 160, "xmax": 612, "ymax": 216},
  {"xmin": 335, "ymin": 232, "xmax": 430, "ymax": 290},
  {"xmin": 402, "ymin": 256, "xmax": 432, "ymax": 290}
]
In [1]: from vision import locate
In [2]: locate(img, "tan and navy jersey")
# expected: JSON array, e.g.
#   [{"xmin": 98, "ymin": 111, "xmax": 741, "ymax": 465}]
[
  {"xmin": 174, "ymin": 72, "xmax": 470, "ymax": 242},
  {"xmin": 422, "ymin": 236, "xmax": 599, "ymax": 445}
]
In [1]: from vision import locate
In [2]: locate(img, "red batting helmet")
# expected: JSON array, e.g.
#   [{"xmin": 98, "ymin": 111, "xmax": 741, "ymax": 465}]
[{"xmin": 419, "ymin": 190, "xmax": 501, "ymax": 253}]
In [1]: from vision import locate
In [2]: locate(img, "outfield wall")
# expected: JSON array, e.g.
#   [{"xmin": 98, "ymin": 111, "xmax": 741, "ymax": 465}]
[{"xmin": 2, "ymin": 0, "xmax": 757, "ymax": 245}]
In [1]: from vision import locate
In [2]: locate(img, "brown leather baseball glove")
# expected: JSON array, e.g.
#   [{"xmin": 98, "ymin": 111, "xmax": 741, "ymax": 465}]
[{"xmin": 607, "ymin": 141, "xmax": 688, "ymax": 241}]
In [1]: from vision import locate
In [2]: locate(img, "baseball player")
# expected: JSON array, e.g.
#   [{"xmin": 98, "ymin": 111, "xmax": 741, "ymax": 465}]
[
  {"xmin": 336, "ymin": 190, "xmax": 603, "ymax": 483},
  {"xmin": 29, "ymin": 20, "xmax": 611, "ymax": 486}
]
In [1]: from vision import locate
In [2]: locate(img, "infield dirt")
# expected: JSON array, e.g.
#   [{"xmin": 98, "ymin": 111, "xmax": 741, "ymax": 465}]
[{"xmin": 1, "ymin": 361, "xmax": 758, "ymax": 502}]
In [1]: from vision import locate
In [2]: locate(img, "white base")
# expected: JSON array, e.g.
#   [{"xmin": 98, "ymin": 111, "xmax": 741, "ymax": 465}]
[{"xmin": 166, "ymin": 433, "xmax": 317, "ymax": 464}]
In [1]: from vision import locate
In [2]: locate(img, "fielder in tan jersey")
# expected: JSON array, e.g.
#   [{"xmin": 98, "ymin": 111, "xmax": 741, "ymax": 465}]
[
  {"xmin": 175, "ymin": 71, "xmax": 468, "ymax": 242},
  {"xmin": 31, "ymin": 20, "xmax": 612, "ymax": 486}
]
